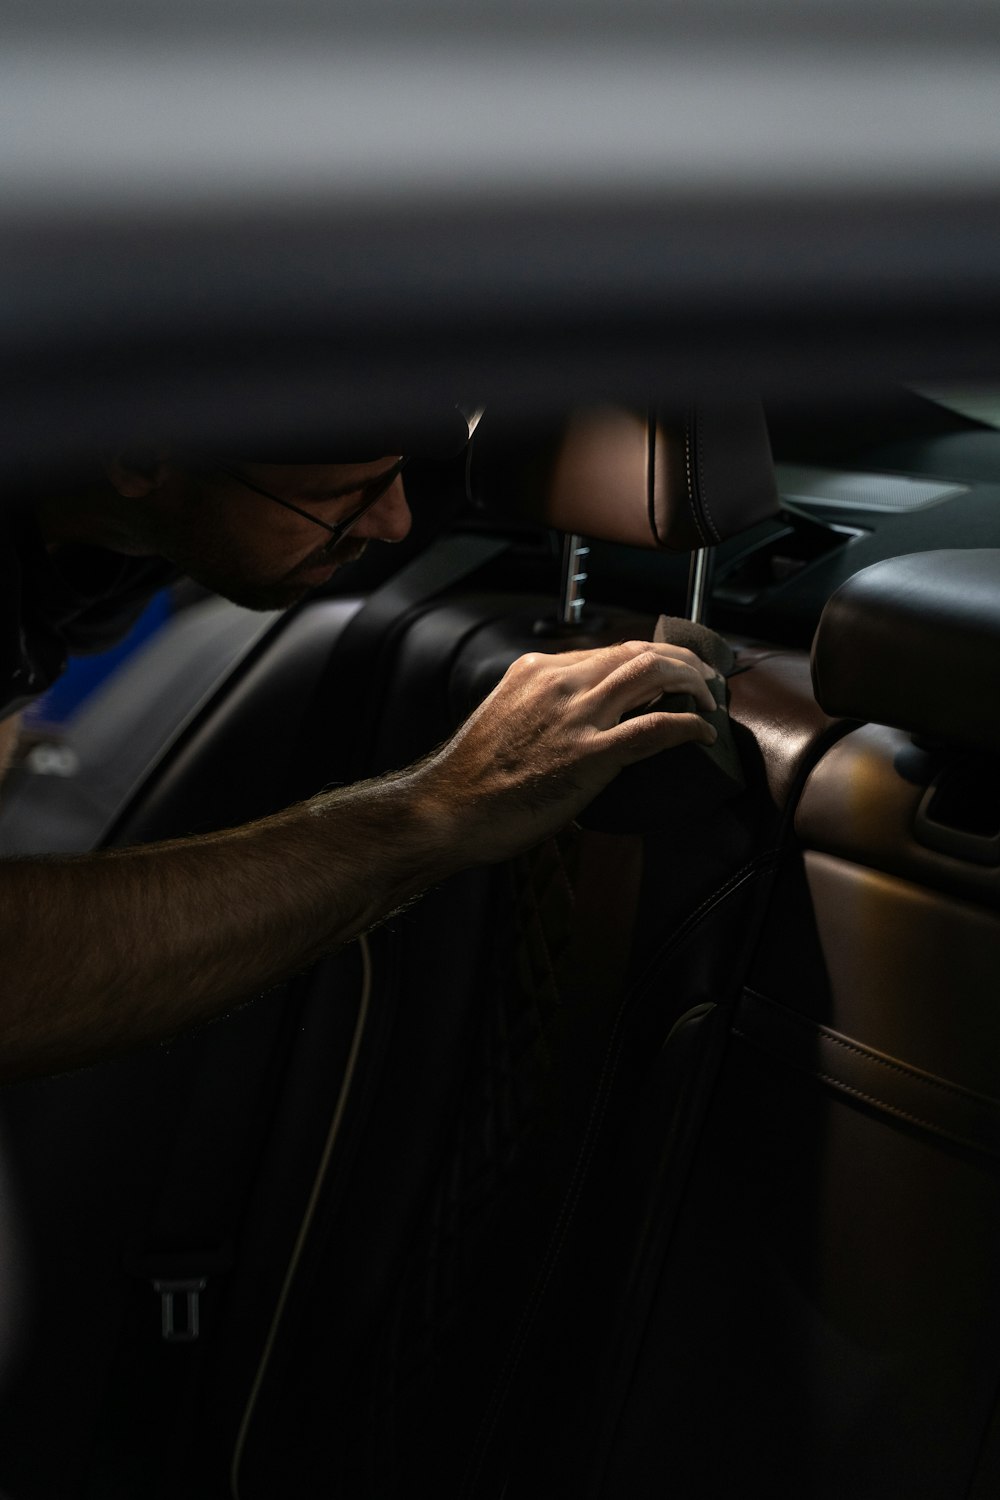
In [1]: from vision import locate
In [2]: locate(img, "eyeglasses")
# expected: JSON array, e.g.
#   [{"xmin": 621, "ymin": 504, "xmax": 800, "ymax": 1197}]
[{"xmin": 207, "ymin": 455, "xmax": 409, "ymax": 550}]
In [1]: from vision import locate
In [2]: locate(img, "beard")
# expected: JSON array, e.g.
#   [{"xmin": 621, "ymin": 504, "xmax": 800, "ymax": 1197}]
[{"xmin": 180, "ymin": 534, "xmax": 369, "ymax": 612}]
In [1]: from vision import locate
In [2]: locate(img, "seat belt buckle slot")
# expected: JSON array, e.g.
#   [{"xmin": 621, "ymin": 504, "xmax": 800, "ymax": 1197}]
[{"xmin": 152, "ymin": 1277, "xmax": 208, "ymax": 1342}]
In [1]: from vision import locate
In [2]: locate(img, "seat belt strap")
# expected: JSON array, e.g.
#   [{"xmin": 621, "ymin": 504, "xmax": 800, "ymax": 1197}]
[
  {"xmin": 302, "ymin": 529, "xmax": 512, "ymax": 785},
  {"xmin": 84, "ymin": 528, "xmax": 513, "ymax": 1497}
]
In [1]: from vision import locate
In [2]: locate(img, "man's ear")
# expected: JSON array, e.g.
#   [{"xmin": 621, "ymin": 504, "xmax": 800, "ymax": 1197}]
[{"xmin": 103, "ymin": 447, "xmax": 173, "ymax": 498}]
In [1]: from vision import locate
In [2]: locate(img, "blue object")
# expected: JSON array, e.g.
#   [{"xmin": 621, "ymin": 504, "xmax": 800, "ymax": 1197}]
[{"xmin": 24, "ymin": 589, "xmax": 172, "ymax": 727}]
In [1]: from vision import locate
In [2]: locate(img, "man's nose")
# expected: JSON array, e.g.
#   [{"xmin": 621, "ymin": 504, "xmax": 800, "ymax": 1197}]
[{"xmin": 357, "ymin": 476, "xmax": 412, "ymax": 543}]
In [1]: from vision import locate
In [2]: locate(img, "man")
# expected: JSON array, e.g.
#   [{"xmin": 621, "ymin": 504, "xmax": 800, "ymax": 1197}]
[{"xmin": 0, "ymin": 438, "xmax": 719, "ymax": 1082}]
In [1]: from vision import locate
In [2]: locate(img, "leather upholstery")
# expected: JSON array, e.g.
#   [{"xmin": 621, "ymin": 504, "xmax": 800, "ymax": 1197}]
[
  {"xmin": 811, "ymin": 548, "xmax": 1000, "ymax": 752},
  {"xmin": 546, "ymin": 401, "xmax": 779, "ymax": 549},
  {"xmin": 667, "ymin": 547, "xmax": 1000, "ymax": 1499},
  {"xmin": 648, "ymin": 402, "xmax": 780, "ymax": 550},
  {"xmin": 473, "ymin": 400, "xmax": 779, "ymax": 550},
  {"xmin": 729, "ymin": 645, "xmax": 843, "ymax": 812},
  {"xmin": 734, "ymin": 983, "xmax": 1000, "ymax": 1161},
  {"xmin": 796, "ymin": 723, "xmax": 1000, "ymax": 908}
]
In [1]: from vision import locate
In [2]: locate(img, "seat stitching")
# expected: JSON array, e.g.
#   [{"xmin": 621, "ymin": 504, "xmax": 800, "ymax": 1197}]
[
  {"xmin": 742, "ymin": 986, "xmax": 1000, "ymax": 1109},
  {"xmin": 695, "ymin": 410, "xmax": 722, "ymax": 544},
  {"xmin": 462, "ymin": 951, "xmax": 634, "ymax": 1498},
  {"xmin": 733, "ymin": 1025, "xmax": 997, "ymax": 1155},
  {"xmin": 680, "ymin": 858, "xmax": 773, "ymax": 933},
  {"xmin": 683, "ymin": 410, "xmax": 709, "ymax": 548},
  {"xmin": 551, "ymin": 835, "xmax": 576, "ymax": 909},
  {"xmin": 821, "ymin": 1030, "xmax": 1000, "ymax": 1106},
  {"xmin": 461, "ymin": 856, "xmax": 774, "ymax": 1496},
  {"xmin": 520, "ymin": 861, "xmax": 565, "ymax": 1030},
  {"xmin": 632, "ymin": 852, "xmax": 782, "ymax": 993}
]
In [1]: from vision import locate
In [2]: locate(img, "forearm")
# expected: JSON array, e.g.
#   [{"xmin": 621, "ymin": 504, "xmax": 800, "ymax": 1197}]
[
  {"xmin": 0, "ymin": 636, "xmax": 719, "ymax": 1083},
  {"xmin": 0, "ymin": 771, "xmax": 452, "ymax": 1082},
  {"xmin": 0, "ymin": 714, "xmax": 21, "ymax": 790}
]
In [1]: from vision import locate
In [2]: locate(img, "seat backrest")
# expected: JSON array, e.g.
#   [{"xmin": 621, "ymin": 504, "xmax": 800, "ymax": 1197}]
[
  {"xmin": 230, "ymin": 406, "xmax": 844, "ymax": 1500},
  {"xmin": 581, "ymin": 548, "xmax": 1000, "ymax": 1500},
  {"xmin": 0, "ymin": 402, "xmax": 800, "ymax": 1500}
]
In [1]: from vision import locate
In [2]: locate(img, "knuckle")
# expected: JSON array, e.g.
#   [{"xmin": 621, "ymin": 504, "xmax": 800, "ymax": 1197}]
[
  {"xmin": 663, "ymin": 643, "xmax": 708, "ymax": 677},
  {"xmin": 607, "ymin": 640, "xmax": 646, "ymax": 664},
  {"xmin": 671, "ymin": 645, "xmax": 700, "ymax": 668}
]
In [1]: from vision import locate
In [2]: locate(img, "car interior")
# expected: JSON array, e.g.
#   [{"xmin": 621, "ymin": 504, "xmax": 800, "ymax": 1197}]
[{"xmin": 0, "ymin": 386, "xmax": 998, "ymax": 1500}]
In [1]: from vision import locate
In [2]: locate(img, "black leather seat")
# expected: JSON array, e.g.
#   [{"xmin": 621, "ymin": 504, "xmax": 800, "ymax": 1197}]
[
  {"xmin": 0, "ymin": 403, "xmax": 836, "ymax": 1500},
  {"xmin": 227, "ymin": 404, "xmax": 856, "ymax": 1500}
]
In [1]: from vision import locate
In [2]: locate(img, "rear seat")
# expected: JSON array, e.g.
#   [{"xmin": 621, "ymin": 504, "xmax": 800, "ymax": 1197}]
[
  {"xmin": 226, "ymin": 404, "xmax": 856, "ymax": 1500},
  {"xmin": 580, "ymin": 549, "xmax": 1000, "ymax": 1500},
  {"xmin": 0, "ymin": 403, "xmax": 843, "ymax": 1500}
]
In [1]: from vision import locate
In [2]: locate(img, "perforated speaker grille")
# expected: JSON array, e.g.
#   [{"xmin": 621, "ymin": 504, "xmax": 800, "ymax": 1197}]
[{"xmin": 776, "ymin": 464, "xmax": 968, "ymax": 514}]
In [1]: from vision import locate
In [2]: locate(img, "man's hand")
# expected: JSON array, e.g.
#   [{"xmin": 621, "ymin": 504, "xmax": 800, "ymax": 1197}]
[
  {"xmin": 412, "ymin": 639, "xmax": 719, "ymax": 866},
  {"xmin": 0, "ymin": 641, "xmax": 718, "ymax": 1080}
]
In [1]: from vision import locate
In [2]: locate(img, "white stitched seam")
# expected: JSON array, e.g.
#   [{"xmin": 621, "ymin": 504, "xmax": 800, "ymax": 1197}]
[
  {"xmin": 683, "ymin": 410, "xmax": 709, "ymax": 548},
  {"xmin": 733, "ymin": 1027, "xmax": 992, "ymax": 1155},
  {"xmin": 742, "ymin": 987, "xmax": 1000, "ymax": 1109},
  {"xmin": 696, "ymin": 414, "xmax": 722, "ymax": 544}
]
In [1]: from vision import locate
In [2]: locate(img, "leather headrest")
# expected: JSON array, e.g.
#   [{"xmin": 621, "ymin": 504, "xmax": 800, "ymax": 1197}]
[
  {"xmin": 471, "ymin": 401, "xmax": 779, "ymax": 550},
  {"xmin": 811, "ymin": 549, "xmax": 1000, "ymax": 752}
]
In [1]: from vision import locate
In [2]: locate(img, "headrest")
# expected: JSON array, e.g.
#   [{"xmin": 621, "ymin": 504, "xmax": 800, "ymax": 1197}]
[
  {"xmin": 470, "ymin": 400, "xmax": 779, "ymax": 550},
  {"xmin": 811, "ymin": 549, "xmax": 1000, "ymax": 753}
]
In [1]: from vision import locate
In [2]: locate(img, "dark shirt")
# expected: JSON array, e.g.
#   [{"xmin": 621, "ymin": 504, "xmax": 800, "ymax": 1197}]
[{"xmin": 0, "ymin": 505, "xmax": 175, "ymax": 720}]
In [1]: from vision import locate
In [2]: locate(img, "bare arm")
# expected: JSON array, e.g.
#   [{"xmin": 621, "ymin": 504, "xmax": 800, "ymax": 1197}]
[
  {"xmin": 0, "ymin": 640, "xmax": 717, "ymax": 1081},
  {"xmin": 0, "ymin": 714, "xmax": 20, "ymax": 789}
]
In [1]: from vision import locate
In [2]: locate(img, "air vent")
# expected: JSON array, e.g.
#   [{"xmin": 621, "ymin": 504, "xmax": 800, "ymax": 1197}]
[{"xmin": 775, "ymin": 464, "xmax": 967, "ymax": 514}]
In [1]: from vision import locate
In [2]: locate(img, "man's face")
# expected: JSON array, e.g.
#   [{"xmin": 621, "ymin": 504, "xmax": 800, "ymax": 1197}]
[{"xmin": 129, "ymin": 456, "xmax": 412, "ymax": 609}]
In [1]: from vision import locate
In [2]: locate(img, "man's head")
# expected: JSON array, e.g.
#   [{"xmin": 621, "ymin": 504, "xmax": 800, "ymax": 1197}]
[{"xmin": 53, "ymin": 449, "xmax": 414, "ymax": 610}]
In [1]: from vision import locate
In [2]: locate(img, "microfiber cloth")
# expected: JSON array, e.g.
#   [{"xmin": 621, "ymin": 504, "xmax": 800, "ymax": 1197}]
[
  {"xmin": 650, "ymin": 614, "xmax": 744, "ymax": 790},
  {"xmin": 579, "ymin": 615, "xmax": 745, "ymax": 833}
]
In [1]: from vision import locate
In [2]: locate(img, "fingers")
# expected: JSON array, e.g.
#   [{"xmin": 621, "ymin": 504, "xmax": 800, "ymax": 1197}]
[
  {"xmin": 507, "ymin": 638, "xmax": 719, "ymax": 705},
  {"xmin": 581, "ymin": 646, "xmax": 719, "ymax": 720},
  {"xmin": 523, "ymin": 638, "xmax": 717, "ymax": 688},
  {"xmin": 603, "ymin": 709, "xmax": 718, "ymax": 764},
  {"xmin": 419, "ymin": 635, "xmax": 727, "ymax": 865},
  {"xmin": 492, "ymin": 636, "xmax": 724, "ymax": 764}
]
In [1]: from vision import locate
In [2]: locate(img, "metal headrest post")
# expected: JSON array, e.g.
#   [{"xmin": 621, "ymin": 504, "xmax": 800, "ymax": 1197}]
[
  {"xmin": 649, "ymin": 407, "xmax": 716, "ymax": 624},
  {"xmin": 559, "ymin": 532, "xmax": 590, "ymax": 629},
  {"xmin": 686, "ymin": 546, "xmax": 714, "ymax": 624},
  {"xmin": 471, "ymin": 403, "xmax": 778, "ymax": 625}
]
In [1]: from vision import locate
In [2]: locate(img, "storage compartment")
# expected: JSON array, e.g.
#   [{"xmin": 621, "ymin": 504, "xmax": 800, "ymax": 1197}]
[{"xmin": 713, "ymin": 508, "xmax": 863, "ymax": 607}]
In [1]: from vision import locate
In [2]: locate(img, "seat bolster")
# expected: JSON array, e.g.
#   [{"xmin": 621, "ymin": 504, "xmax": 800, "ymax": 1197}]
[
  {"xmin": 728, "ymin": 646, "xmax": 843, "ymax": 812},
  {"xmin": 811, "ymin": 548, "xmax": 1000, "ymax": 752}
]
